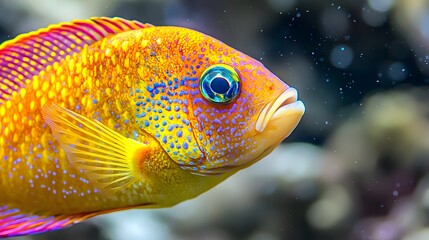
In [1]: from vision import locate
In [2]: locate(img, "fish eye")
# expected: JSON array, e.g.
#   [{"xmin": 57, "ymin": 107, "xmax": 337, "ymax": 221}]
[{"xmin": 199, "ymin": 64, "xmax": 241, "ymax": 104}]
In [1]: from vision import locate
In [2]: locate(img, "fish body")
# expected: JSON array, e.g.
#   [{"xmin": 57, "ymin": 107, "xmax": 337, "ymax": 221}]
[{"xmin": 0, "ymin": 17, "xmax": 304, "ymax": 236}]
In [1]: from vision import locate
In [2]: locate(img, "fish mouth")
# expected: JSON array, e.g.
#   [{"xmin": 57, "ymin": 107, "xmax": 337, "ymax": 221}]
[
  {"xmin": 228, "ymin": 87, "xmax": 304, "ymax": 171},
  {"xmin": 255, "ymin": 87, "xmax": 305, "ymax": 133}
]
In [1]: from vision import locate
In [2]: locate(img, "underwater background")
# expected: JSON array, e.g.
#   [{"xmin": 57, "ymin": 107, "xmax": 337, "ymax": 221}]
[{"xmin": 2, "ymin": 0, "xmax": 429, "ymax": 239}]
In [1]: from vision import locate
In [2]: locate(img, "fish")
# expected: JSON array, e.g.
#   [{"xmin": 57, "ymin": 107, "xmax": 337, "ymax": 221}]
[{"xmin": 0, "ymin": 17, "xmax": 305, "ymax": 237}]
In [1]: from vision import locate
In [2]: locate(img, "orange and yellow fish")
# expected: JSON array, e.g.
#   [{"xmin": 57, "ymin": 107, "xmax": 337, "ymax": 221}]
[{"xmin": 0, "ymin": 17, "xmax": 304, "ymax": 236}]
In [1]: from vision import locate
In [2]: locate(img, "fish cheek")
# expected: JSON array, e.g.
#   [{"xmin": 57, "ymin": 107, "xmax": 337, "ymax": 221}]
[
  {"xmin": 131, "ymin": 76, "xmax": 205, "ymax": 171},
  {"xmin": 187, "ymin": 92, "xmax": 260, "ymax": 173}
]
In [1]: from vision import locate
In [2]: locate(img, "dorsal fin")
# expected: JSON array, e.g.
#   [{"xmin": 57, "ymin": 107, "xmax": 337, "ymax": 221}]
[{"xmin": 0, "ymin": 17, "xmax": 152, "ymax": 104}]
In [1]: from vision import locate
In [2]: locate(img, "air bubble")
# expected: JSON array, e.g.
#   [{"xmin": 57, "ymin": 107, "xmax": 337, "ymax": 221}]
[
  {"xmin": 388, "ymin": 62, "xmax": 408, "ymax": 82},
  {"xmin": 362, "ymin": 5, "xmax": 388, "ymax": 27},
  {"xmin": 368, "ymin": 0, "xmax": 395, "ymax": 12},
  {"xmin": 330, "ymin": 45, "xmax": 354, "ymax": 69}
]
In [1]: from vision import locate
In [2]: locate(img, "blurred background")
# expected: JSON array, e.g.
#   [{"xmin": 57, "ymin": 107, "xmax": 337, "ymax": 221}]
[{"xmin": 1, "ymin": 0, "xmax": 429, "ymax": 239}]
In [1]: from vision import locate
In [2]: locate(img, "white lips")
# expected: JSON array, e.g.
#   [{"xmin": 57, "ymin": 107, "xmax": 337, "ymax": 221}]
[{"xmin": 255, "ymin": 87, "xmax": 305, "ymax": 132}]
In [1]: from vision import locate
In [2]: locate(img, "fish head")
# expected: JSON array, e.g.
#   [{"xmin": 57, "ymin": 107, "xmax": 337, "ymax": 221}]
[
  {"xmin": 132, "ymin": 27, "xmax": 305, "ymax": 175},
  {"xmin": 186, "ymin": 51, "xmax": 306, "ymax": 174}
]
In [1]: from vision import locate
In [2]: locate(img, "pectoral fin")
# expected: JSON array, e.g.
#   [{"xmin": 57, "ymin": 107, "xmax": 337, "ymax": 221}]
[{"xmin": 42, "ymin": 104, "xmax": 148, "ymax": 195}]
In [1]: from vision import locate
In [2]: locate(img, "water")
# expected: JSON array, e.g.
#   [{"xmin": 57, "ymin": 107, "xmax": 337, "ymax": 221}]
[{"xmin": 1, "ymin": 0, "xmax": 429, "ymax": 239}]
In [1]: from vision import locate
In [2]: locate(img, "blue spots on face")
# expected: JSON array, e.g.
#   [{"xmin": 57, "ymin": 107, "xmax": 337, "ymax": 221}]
[
  {"xmin": 179, "ymin": 90, "xmax": 188, "ymax": 96},
  {"xmin": 213, "ymin": 118, "xmax": 222, "ymax": 124},
  {"xmin": 182, "ymin": 119, "xmax": 190, "ymax": 125},
  {"xmin": 167, "ymin": 124, "xmax": 176, "ymax": 131},
  {"xmin": 193, "ymin": 107, "xmax": 203, "ymax": 117},
  {"xmin": 160, "ymin": 96, "xmax": 169, "ymax": 101},
  {"xmin": 146, "ymin": 86, "xmax": 154, "ymax": 92},
  {"xmin": 193, "ymin": 98, "xmax": 205, "ymax": 104},
  {"xmin": 190, "ymin": 90, "xmax": 200, "ymax": 96},
  {"xmin": 162, "ymin": 120, "xmax": 167, "ymax": 126},
  {"xmin": 177, "ymin": 130, "xmax": 183, "ymax": 138}
]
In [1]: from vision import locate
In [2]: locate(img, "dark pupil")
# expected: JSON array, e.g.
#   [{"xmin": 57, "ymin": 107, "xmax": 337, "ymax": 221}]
[{"xmin": 210, "ymin": 77, "xmax": 230, "ymax": 94}]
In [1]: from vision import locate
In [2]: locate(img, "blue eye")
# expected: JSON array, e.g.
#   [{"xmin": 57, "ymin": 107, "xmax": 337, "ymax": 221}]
[{"xmin": 199, "ymin": 64, "xmax": 241, "ymax": 104}]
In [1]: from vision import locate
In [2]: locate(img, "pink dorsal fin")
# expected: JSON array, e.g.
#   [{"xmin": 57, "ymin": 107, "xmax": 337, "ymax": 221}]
[{"xmin": 0, "ymin": 17, "xmax": 152, "ymax": 103}]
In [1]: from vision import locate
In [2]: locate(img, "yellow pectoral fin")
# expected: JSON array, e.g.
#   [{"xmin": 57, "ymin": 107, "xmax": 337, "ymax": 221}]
[{"xmin": 42, "ymin": 104, "xmax": 147, "ymax": 195}]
